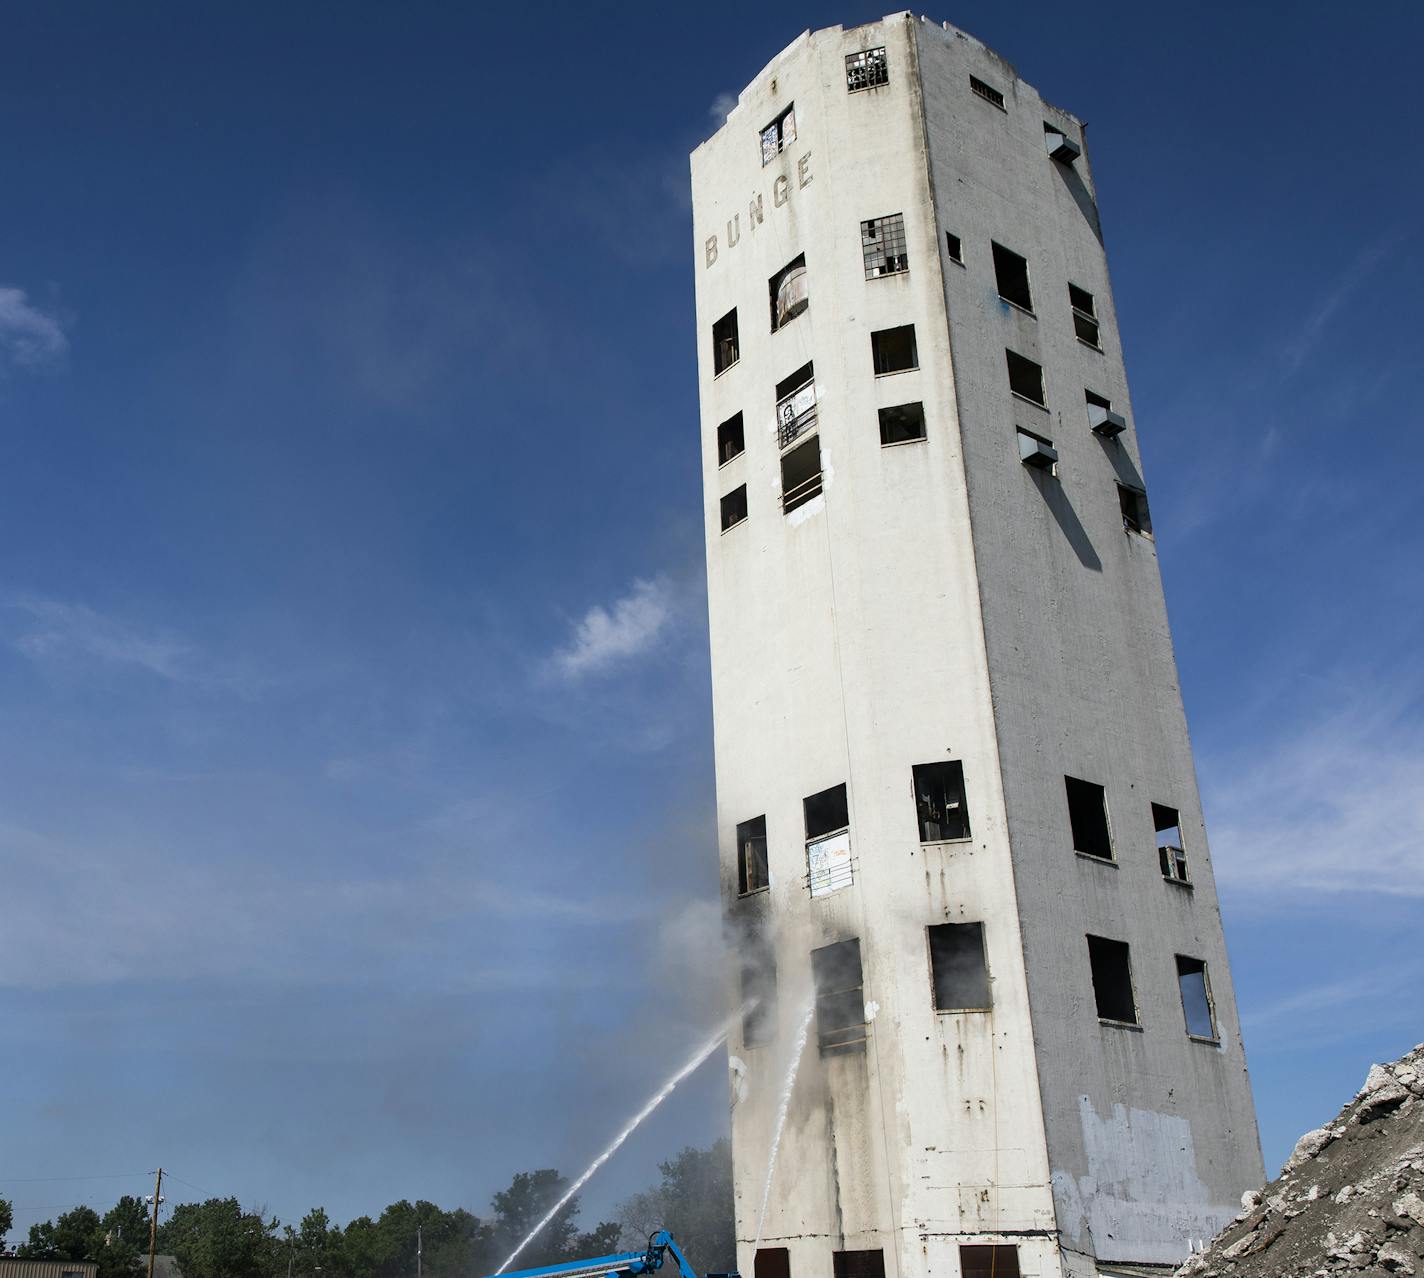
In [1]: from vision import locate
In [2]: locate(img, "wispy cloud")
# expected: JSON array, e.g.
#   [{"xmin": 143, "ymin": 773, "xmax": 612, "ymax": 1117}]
[
  {"xmin": 549, "ymin": 577, "xmax": 677, "ymax": 680},
  {"xmin": 708, "ymin": 92, "xmax": 737, "ymax": 126},
  {"xmin": 1241, "ymin": 960, "xmax": 1424, "ymax": 1053},
  {"xmin": 1279, "ymin": 233, "xmax": 1398, "ymax": 374},
  {"xmin": 11, "ymin": 597, "xmax": 194, "ymax": 681},
  {"xmin": 0, "ymin": 286, "xmax": 68, "ymax": 371}
]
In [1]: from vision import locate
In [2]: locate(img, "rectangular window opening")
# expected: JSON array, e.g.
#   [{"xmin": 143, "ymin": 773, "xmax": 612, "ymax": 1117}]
[
  {"xmin": 912, "ymin": 760, "xmax": 969, "ymax": 841},
  {"xmin": 740, "ymin": 941, "xmax": 777, "ymax": 1047},
  {"xmin": 737, "ymin": 814, "xmax": 769, "ymax": 895},
  {"xmin": 760, "ymin": 104, "xmax": 797, "ymax": 166},
  {"xmin": 872, "ymin": 324, "xmax": 918, "ymax": 376},
  {"xmin": 1065, "ymin": 775, "xmax": 1113, "ymax": 860},
  {"xmin": 770, "ymin": 253, "xmax": 808, "ymax": 331},
  {"xmin": 845, "ymin": 47, "xmax": 889, "ymax": 92},
  {"xmin": 1087, "ymin": 934, "xmax": 1137, "ymax": 1025},
  {"xmin": 1069, "ymin": 283, "xmax": 1101, "ymax": 348},
  {"xmin": 813, "ymin": 938, "xmax": 866, "ymax": 1056},
  {"xmin": 969, "ymin": 76, "xmax": 1005, "ymax": 110},
  {"xmin": 1119, "ymin": 483, "xmax": 1152, "ymax": 536},
  {"xmin": 945, "ymin": 232, "xmax": 963, "ymax": 264},
  {"xmin": 1177, "ymin": 955, "xmax": 1218, "ymax": 1040},
  {"xmin": 832, "ymin": 1252, "xmax": 884, "ymax": 1278},
  {"xmin": 713, "ymin": 309, "xmax": 739, "ymax": 376},
  {"xmin": 879, "ymin": 402, "xmax": 926, "ymax": 446},
  {"xmin": 720, "ymin": 484, "xmax": 748, "ymax": 533},
  {"xmin": 929, "ymin": 922, "xmax": 991, "ymax": 1011},
  {"xmin": 1154, "ymin": 803, "xmax": 1188, "ymax": 882},
  {"xmin": 781, "ymin": 436, "xmax": 822, "ymax": 513},
  {"xmin": 959, "ymin": 1246, "xmax": 1021, "ymax": 1278},
  {"xmin": 755, "ymin": 1249, "xmax": 790, "ymax": 1278},
  {"xmin": 862, "ymin": 213, "xmax": 908, "ymax": 279},
  {"xmin": 775, "ymin": 361, "xmax": 817, "ymax": 448},
  {"xmin": 992, "ymin": 242, "xmax": 1033, "ymax": 312},
  {"xmin": 804, "ymin": 782, "xmax": 848, "ymax": 841},
  {"xmin": 1006, "ymin": 349, "xmax": 1046, "ymax": 407},
  {"xmin": 718, "ymin": 411, "xmax": 745, "ymax": 465}
]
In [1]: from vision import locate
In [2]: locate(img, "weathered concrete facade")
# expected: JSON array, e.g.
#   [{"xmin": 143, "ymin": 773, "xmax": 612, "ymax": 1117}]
[{"xmin": 691, "ymin": 16, "xmax": 1263, "ymax": 1278}]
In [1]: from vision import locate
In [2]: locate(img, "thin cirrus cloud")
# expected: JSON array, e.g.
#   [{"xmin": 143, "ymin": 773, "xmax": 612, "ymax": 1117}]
[
  {"xmin": 0, "ymin": 285, "xmax": 68, "ymax": 370},
  {"xmin": 9, "ymin": 596, "xmax": 196, "ymax": 682},
  {"xmin": 549, "ymin": 576, "xmax": 677, "ymax": 680}
]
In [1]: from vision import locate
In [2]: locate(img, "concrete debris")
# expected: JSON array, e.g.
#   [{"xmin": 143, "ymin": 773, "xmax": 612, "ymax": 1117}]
[{"xmin": 1175, "ymin": 1044, "xmax": 1424, "ymax": 1278}]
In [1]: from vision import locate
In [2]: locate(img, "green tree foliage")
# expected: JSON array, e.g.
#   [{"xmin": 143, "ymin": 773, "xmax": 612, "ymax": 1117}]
[
  {"xmin": 0, "ymin": 1196, "xmax": 12, "ymax": 1246},
  {"xmin": 21, "ymin": 1205, "xmax": 104, "ymax": 1261},
  {"xmin": 617, "ymin": 1140, "xmax": 735, "ymax": 1274},
  {"xmin": 157, "ymin": 1197, "xmax": 281, "ymax": 1278}
]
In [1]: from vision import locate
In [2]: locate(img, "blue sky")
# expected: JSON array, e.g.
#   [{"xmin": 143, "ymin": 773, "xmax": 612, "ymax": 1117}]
[{"xmin": 2, "ymin": 0, "xmax": 1421, "ymax": 1246}]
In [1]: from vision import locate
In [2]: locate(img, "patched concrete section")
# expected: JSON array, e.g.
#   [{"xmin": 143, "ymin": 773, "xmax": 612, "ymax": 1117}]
[{"xmin": 1051, "ymin": 1096, "xmax": 1236, "ymax": 1265}]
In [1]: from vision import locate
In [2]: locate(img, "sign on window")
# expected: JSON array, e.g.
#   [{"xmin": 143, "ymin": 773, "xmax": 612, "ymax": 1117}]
[{"xmin": 807, "ymin": 830, "xmax": 852, "ymax": 897}]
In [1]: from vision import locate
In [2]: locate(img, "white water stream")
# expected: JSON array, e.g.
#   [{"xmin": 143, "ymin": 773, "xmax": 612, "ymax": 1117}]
[{"xmin": 752, "ymin": 995, "xmax": 816, "ymax": 1250}]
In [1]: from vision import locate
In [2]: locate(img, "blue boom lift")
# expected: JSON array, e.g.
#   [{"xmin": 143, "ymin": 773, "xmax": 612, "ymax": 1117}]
[{"xmin": 486, "ymin": 1231, "xmax": 735, "ymax": 1278}]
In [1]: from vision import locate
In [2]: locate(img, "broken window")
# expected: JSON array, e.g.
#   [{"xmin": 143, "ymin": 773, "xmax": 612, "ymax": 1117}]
[
  {"xmin": 741, "ymin": 943, "xmax": 777, "ymax": 1047},
  {"xmin": 737, "ymin": 815, "xmax": 769, "ymax": 895},
  {"xmin": 960, "ymin": 1246, "xmax": 1021, "ymax": 1278},
  {"xmin": 970, "ymin": 76, "xmax": 1005, "ymax": 109},
  {"xmin": 720, "ymin": 484, "xmax": 748, "ymax": 533},
  {"xmin": 812, "ymin": 938, "xmax": 866, "ymax": 1055},
  {"xmin": 872, "ymin": 324, "xmax": 918, "ymax": 375},
  {"xmin": 718, "ymin": 411, "xmax": 745, "ymax": 465},
  {"xmin": 1069, "ymin": 283, "xmax": 1101, "ymax": 348},
  {"xmin": 804, "ymin": 783, "xmax": 849, "ymax": 841},
  {"xmin": 781, "ymin": 435, "xmax": 822, "ymax": 513},
  {"xmin": 862, "ymin": 214, "xmax": 907, "ymax": 279},
  {"xmin": 713, "ymin": 309, "xmax": 739, "ymax": 376},
  {"xmin": 912, "ymin": 760, "xmax": 969, "ymax": 841},
  {"xmin": 1154, "ymin": 803, "xmax": 1188, "ymax": 882},
  {"xmin": 928, "ymin": 922, "xmax": 991, "ymax": 1010},
  {"xmin": 770, "ymin": 254, "xmax": 809, "ymax": 331},
  {"xmin": 992, "ymin": 242, "xmax": 1033, "ymax": 311},
  {"xmin": 761, "ymin": 104, "xmax": 797, "ymax": 166},
  {"xmin": 1065, "ymin": 775, "xmax": 1113, "ymax": 860},
  {"xmin": 1087, "ymin": 934, "xmax": 1137, "ymax": 1024},
  {"xmin": 755, "ymin": 1249, "xmax": 790, "ymax": 1278},
  {"xmin": 1177, "ymin": 956, "xmax": 1217, "ymax": 1039},
  {"xmin": 946, "ymin": 231, "xmax": 963, "ymax": 264},
  {"xmin": 775, "ymin": 362, "xmax": 817, "ymax": 448},
  {"xmin": 845, "ymin": 47, "xmax": 888, "ymax": 92},
  {"xmin": 1006, "ymin": 349, "xmax": 1046, "ymax": 407},
  {"xmin": 832, "ymin": 1252, "xmax": 884, "ymax": 1278},
  {"xmin": 1119, "ymin": 484, "xmax": 1152, "ymax": 536},
  {"xmin": 879, "ymin": 402, "xmax": 926, "ymax": 446}
]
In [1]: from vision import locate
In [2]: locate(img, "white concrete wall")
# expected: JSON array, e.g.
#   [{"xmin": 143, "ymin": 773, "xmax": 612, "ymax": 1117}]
[{"xmin": 691, "ymin": 15, "xmax": 1261, "ymax": 1278}]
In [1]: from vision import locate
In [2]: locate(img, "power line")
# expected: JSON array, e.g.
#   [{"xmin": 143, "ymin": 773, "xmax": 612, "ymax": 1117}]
[{"xmin": 0, "ymin": 1172, "xmax": 155, "ymax": 1184}]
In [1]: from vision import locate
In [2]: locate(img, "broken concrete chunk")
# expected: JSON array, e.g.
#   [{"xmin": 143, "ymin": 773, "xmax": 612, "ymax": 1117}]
[
  {"xmin": 1378, "ymin": 1242, "xmax": 1418, "ymax": 1275},
  {"xmin": 1289, "ymin": 1125, "xmax": 1343, "ymax": 1170},
  {"xmin": 1393, "ymin": 1191, "xmax": 1424, "ymax": 1227}
]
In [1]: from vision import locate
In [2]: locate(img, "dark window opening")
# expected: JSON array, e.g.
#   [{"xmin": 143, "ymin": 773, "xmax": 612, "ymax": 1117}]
[
  {"xmin": 718, "ymin": 411, "xmax": 745, "ymax": 465},
  {"xmin": 781, "ymin": 436, "xmax": 823, "ymax": 513},
  {"xmin": 1006, "ymin": 349, "xmax": 1045, "ymax": 407},
  {"xmin": 862, "ymin": 214, "xmax": 908, "ymax": 279},
  {"xmin": 741, "ymin": 944, "xmax": 776, "ymax": 1046},
  {"xmin": 929, "ymin": 922, "xmax": 991, "ymax": 1010},
  {"xmin": 776, "ymin": 361, "xmax": 817, "ymax": 448},
  {"xmin": 970, "ymin": 76, "xmax": 1005, "ymax": 110},
  {"xmin": 912, "ymin": 760, "xmax": 969, "ymax": 841},
  {"xmin": 1177, "ymin": 956, "xmax": 1217, "ymax": 1039},
  {"xmin": 737, "ymin": 815, "xmax": 769, "ymax": 895},
  {"xmin": 946, "ymin": 232, "xmax": 963, "ymax": 264},
  {"xmin": 845, "ymin": 47, "xmax": 888, "ymax": 92},
  {"xmin": 755, "ymin": 1249, "xmax": 790, "ymax": 1278},
  {"xmin": 960, "ymin": 1246, "xmax": 1021, "ymax": 1278},
  {"xmin": 720, "ymin": 485, "xmax": 748, "ymax": 533},
  {"xmin": 1065, "ymin": 775, "xmax": 1113, "ymax": 860},
  {"xmin": 1087, "ymin": 934, "xmax": 1137, "ymax": 1024},
  {"xmin": 1155, "ymin": 803, "xmax": 1188, "ymax": 882},
  {"xmin": 770, "ymin": 254, "xmax": 808, "ymax": 331},
  {"xmin": 872, "ymin": 324, "xmax": 918, "ymax": 375},
  {"xmin": 804, "ymin": 782, "xmax": 849, "ymax": 841},
  {"xmin": 879, "ymin": 402, "xmax": 926, "ymax": 446},
  {"xmin": 1085, "ymin": 389, "xmax": 1112, "ymax": 413},
  {"xmin": 713, "ymin": 309, "xmax": 739, "ymax": 376},
  {"xmin": 992, "ymin": 242, "xmax": 1033, "ymax": 311},
  {"xmin": 812, "ymin": 938, "xmax": 866, "ymax": 1055},
  {"xmin": 832, "ymin": 1252, "xmax": 884, "ymax": 1278},
  {"xmin": 1119, "ymin": 484, "xmax": 1152, "ymax": 536},
  {"xmin": 1069, "ymin": 283, "xmax": 1101, "ymax": 348},
  {"xmin": 761, "ymin": 104, "xmax": 797, "ymax": 166}
]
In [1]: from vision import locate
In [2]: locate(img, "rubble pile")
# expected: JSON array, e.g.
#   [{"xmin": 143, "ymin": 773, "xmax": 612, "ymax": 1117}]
[{"xmin": 1178, "ymin": 1045, "xmax": 1424, "ymax": 1278}]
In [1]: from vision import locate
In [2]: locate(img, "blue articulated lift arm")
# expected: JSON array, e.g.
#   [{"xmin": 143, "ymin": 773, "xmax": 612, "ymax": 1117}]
[{"xmin": 486, "ymin": 1231, "xmax": 731, "ymax": 1278}]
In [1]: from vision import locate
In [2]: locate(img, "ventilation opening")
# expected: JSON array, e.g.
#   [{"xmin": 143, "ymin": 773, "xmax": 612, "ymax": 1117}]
[
  {"xmin": 929, "ymin": 922, "xmax": 991, "ymax": 1011},
  {"xmin": 813, "ymin": 938, "xmax": 866, "ymax": 1055},
  {"xmin": 775, "ymin": 361, "xmax": 817, "ymax": 448},
  {"xmin": 780, "ymin": 435, "xmax": 822, "ymax": 513},
  {"xmin": 770, "ymin": 254, "xmax": 808, "ymax": 331},
  {"xmin": 969, "ymin": 76, "xmax": 1005, "ymax": 109},
  {"xmin": 1119, "ymin": 484, "xmax": 1152, "ymax": 536},
  {"xmin": 1069, "ymin": 283, "xmax": 1101, "ymax": 348},
  {"xmin": 845, "ymin": 47, "xmax": 888, "ymax": 92},
  {"xmin": 992, "ymin": 242, "xmax": 1033, "ymax": 311},
  {"xmin": 1006, "ymin": 349, "xmax": 1045, "ymax": 406},
  {"xmin": 872, "ymin": 324, "xmax": 918, "ymax": 375},
  {"xmin": 1154, "ymin": 802, "xmax": 1188, "ymax": 882},
  {"xmin": 861, "ymin": 213, "xmax": 907, "ymax": 279},
  {"xmin": 960, "ymin": 1246, "xmax": 1021, "ymax": 1278},
  {"xmin": 737, "ymin": 815, "xmax": 769, "ymax": 895},
  {"xmin": 1065, "ymin": 775, "xmax": 1112, "ymax": 859},
  {"xmin": 879, "ymin": 402, "xmax": 926, "ymax": 446},
  {"xmin": 1087, "ymin": 934, "xmax": 1137, "ymax": 1024},
  {"xmin": 1177, "ymin": 955, "xmax": 1217, "ymax": 1039},
  {"xmin": 912, "ymin": 760, "xmax": 969, "ymax": 841},
  {"xmin": 713, "ymin": 309, "xmax": 739, "ymax": 375},
  {"xmin": 718, "ymin": 411, "xmax": 745, "ymax": 464},
  {"xmin": 719, "ymin": 485, "xmax": 747, "ymax": 533}
]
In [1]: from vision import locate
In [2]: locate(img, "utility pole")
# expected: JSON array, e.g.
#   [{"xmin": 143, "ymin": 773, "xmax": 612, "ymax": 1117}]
[
  {"xmin": 146, "ymin": 1167, "xmax": 164, "ymax": 1278},
  {"xmin": 417, "ymin": 1224, "xmax": 422, "ymax": 1278}
]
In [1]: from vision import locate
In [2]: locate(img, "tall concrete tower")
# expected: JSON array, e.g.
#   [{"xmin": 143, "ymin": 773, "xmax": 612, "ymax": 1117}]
[{"xmin": 691, "ymin": 15, "xmax": 1263, "ymax": 1278}]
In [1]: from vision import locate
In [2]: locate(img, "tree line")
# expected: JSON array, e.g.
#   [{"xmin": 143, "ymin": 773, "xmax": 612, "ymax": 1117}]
[{"xmin": 0, "ymin": 1141, "xmax": 734, "ymax": 1278}]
